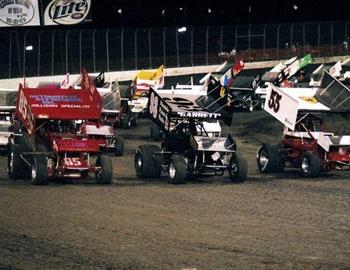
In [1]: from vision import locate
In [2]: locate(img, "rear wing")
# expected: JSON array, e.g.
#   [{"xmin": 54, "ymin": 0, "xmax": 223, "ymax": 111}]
[
  {"xmin": 148, "ymin": 77, "xmax": 234, "ymax": 131},
  {"xmin": 16, "ymin": 69, "xmax": 102, "ymax": 134},
  {"xmin": 133, "ymin": 65, "xmax": 165, "ymax": 90},
  {"xmin": 262, "ymin": 54, "xmax": 312, "ymax": 84},
  {"xmin": 264, "ymin": 70, "xmax": 348, "ymax": 130}
]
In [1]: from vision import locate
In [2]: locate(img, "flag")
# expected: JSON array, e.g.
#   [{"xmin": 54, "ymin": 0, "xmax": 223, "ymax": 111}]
[{"xmin": 299, "ymin": 53, "xmax": 312, "ymax": 69}]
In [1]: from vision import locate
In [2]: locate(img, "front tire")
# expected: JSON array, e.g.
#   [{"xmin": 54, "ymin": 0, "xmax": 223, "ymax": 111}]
[
  {"xmin": 134, "ymin": 145, "xmax": 161, "ymax": 178},
  {"xmin": 95, "ymin": 155, "xmax": 113, "ymax": 184},
  {"xmin": 168, "ymin": 155, "xmax": 187, "ymax": 185},
  {"xmin": 115, "ymin": 137, "xmax": 124, "ymax": 156},
  {"xmin": 31, "ymin": 156, "xmax": 48, "ymax": 185},
  {"xmin": 229, "ymin": 153, "xmax": 247, "ymax": 183},
  {"xmin": 300, "ymin": 152, "xmax": 321, "ymax": 178}
]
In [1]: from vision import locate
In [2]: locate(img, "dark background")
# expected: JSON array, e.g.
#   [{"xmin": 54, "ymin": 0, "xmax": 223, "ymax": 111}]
[{"xmin": 92, "ymin": 0, "xmax": 350, "ymax": 28}]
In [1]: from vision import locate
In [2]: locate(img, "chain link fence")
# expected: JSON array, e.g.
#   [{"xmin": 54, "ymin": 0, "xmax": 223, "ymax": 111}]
[{"xmin": 0, "ymin": 21, "xmax": 349, "ymax": 79}]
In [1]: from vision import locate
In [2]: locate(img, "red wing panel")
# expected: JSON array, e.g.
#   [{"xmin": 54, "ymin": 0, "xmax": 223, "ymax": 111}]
[{"xmin": 17, "ymin": 86, "xmax": 102, "ymax": 121}]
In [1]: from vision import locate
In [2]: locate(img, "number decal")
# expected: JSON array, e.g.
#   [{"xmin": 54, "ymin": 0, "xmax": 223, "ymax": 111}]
[
  {"xmin": 64, "ymin": 157, "xmax": 81, "ymax": 166},
  {"xmin": 149, "ymin": 92, "xmax": 159, "ymax": 118},
  {"xmin": 268, "ymin": 89, "xmax": 282, "ymax": 113}
]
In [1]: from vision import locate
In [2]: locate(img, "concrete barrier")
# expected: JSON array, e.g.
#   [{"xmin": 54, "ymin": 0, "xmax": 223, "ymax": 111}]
[{"xmin": 0, "ymin": 55, "xmax": 349, "ymax": 89}]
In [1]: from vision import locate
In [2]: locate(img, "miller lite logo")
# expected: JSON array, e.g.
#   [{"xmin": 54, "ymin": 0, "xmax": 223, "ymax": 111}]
[{"xmin": 44, "ymin": 0, "xmax": 91, "ymax": 25}]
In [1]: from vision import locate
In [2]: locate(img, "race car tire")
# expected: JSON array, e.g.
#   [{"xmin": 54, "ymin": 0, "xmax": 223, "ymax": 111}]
[
  {"xmin": 150, "ymin": 122, "xmax": 162, "ymax": 142},
  {"xmin": 257, "ymin": 143, "xmax": 283, "ymax": 173},
  {"xmin": 95, "ymin": 155, "xmax": 113, "ymax": 184},
  {"xmin": 134, "ymin": 145, "xmax": 161, "ymax": 178},
  {"xmin": 8, "ymin": 144, "xmax": 23, "ymax": 179},
  {"xmin": 115, "ymin": 137, "xmax": 124, "ymax": 156},
  {"xmin": 168, "ymin": 155, "xmax": 187, "ymax": 185},
  {"xmin": 31, "ymin": 155, "xmax": 48, "ymax": 185},
  {"xmin": 246, "ymin": 101, "xmax": 254, "ymax": 113},
  {"xmin": 300, "ymin": 151, "xmax": 321, "ymax": 178},
  {"xmin": 229, "ymin": 152, "xmax": 247, "ymax": 183},
  {"xmin": 130, "ymin": 114, "xmax": 139, "ymax": 127},
  {"xmin": 121, "ymin": 114, "xmax": 131, "ymax": 129}
]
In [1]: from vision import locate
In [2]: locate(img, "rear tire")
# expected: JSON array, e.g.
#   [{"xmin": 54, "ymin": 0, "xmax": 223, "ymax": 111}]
[
  {"xmin": 8, "ymin": 143, "xmax": 31, "ymax": 179},
  {"xmin": 229, "ymin": 153, "xmax": 247, "ymax": 183},
  {"xmin": 168, "ymin": 155, "xmax": 187, "ymax": 185},
  {"xmin": 95, "ymin": 155, "xmax": 113, "ymax": 184},
  {"xmin": 121, "ymin": 114, "xmax": 131, "ymax": 129},
  {"xmin": 301, "ymin": 152, "xmax": 321, "ymax": 178},
  {"xmin": 115, "ymin": 137, "xmax": 124, "ymax": 156},
  {"xmin": 257, "ymin": 143, "xmax": 283, "ymax": 173},
  {"xmin": 134, "ymin": 145, "xmax": 161, "ymax": 178},
  {"xmin": 31, "ymin": 156, "xmax": 48, "ymax": 185}
]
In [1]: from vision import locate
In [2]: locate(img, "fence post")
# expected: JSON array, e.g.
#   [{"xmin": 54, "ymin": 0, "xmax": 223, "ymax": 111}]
[
  {"xmin": 79, "ymin": 30, "xmax": 82, "ymax": 72},
  {"xmin": 135, "ymin": 28, "xmax": 138, "ymax": 70},
  {"xmin": 106, "ymin": 29, "xmax": 110, "ymax": 72},
  {"xmin": 37, "ymin": 29, "xmax": 42, "ymax": 76},
  {"xmin": 51, "ymin": 30, "xmax": 55, "ymax": 76},
  {"xmin": 263, "ymin": 24, "xmax": 266, "ymax": 61},
  {"xmin": 121, "ymin": 29, "xmax": 124, "ymax": 71},
  {"xmin": 65, "ymin": 30, "xmax": 70, "ymax": 73},
  {"xmin": 23, "ymin": 30, "xmax": 28, "ymax": 77},
  {"xmin": 163, "ymin": 27, "xmax": 166, "ymax": 67},
  {"xmin": 317, "ymin": 22, "xmax": 320, "ymax": 57},
  {"xmin": 248, "ymin": 24, "xmax": 251, "ymax": 61},
  {"xmin": 206, "ymin": 26, "xmax": 209, "ymax": 65},
  {"xmin": 191, "ymin": 27, "xmax": 194, "ymax": 66},
  {"xmin": 331, "ymin": 22, "xmax": 334, "ymax": 57},
  {"xmin": 176, "ymin": 28, "xmax": 179, "ymax": 67},
  {"xmin": 277, "ymin": 24, "xmax": 280, "ymax": 59},
  {"xmin": 302, "ymin": 23, "xmax": 306, "ymax": 55},
  {"xmin": 9, "ymin": 31, "xmax": 12, "ymax": 78},
  {"xmin": 220, "ymin": 26, "xmax": 223, "ymax": 63},
  {"xmin": 92, "ymin": 29, "xmax": 96, "ymax": 73},
  {"xmin": 149, "ymin": 29, "xmax": 152, "ymax": 69}
]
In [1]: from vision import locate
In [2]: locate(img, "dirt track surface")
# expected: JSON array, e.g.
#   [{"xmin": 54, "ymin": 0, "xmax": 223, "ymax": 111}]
[{"xmin": 1, "ymin": 117, "xmax": 350, "ymax": 270}]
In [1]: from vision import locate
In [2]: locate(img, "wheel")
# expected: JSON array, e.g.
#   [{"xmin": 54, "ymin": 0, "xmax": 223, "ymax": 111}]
[
  {"xmin": 115, "ymin": 136, "xmax": 124, "ymax": 156},
  {"xmin": 168, "ymin": 155, "xmax": 187, "ymax": 185},
  {"xmin": 229, "ymin": 152, "xmax": 248, "ymax": 183},
  {"xmin": 245, "ymin": 101, "xmax": 254, "ymax": 113},
  {"xmin": 7, "ymin": 143, "xmax": 31, "ymax": 179},
  {"xmin": 134, "ymin": 145, "xmax": 161, "ymax": 178},
  {"xmin": 95, "ymin": 155, "xmax": 113, "ymax": 184},
  {"xmin": 301, "ymin": 152, "xmax": 321, "ymax": 178},
  {"xmin": 130, "ymin": 114, "xmax": 139, "ymax": 127},
  {"xmin": 121, "ymin": 114, "xmax": 131, "ymax": 129},
  {"xmin": 150, "ymin": 122, "xmax": 162, "ymax": 142},
  {"xmin": 31, "ymin": 156, "xmax": 48, "ymax": 185},
  {"xmin": 256, "ymin": 143, "xmax": 283, "ymax": 173},
  {"xmin": 8, "ymin": 144, "xmax": 23, "ymax": 179}
]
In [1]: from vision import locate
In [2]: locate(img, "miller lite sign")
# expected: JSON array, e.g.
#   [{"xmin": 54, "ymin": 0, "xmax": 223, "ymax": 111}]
[{"xmin": 43, "ymin": 0, "xmax": 91, "ymax": 25}]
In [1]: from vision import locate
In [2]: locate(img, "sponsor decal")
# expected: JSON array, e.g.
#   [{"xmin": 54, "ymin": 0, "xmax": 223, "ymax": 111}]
[
  {"xmin": 29, "ymin": 94, "xmax": 82, "ymax": 105},
  {"xmin": 0, "ymin": 0, "xmax": 40, "ymax": 26},
  {"xmin": 300, "ymin": 96, "xmax": 318, "ymax": 104},
  {"xmin": 177, "ymin": 111, "xmax": 220, "ymax": 119},
  {"xmin": 44, "ymin": 0, "xmax": 91, "ymax": 25}
]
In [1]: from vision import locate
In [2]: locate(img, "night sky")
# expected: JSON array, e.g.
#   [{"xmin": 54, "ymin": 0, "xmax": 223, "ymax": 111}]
[{"xmin": 92, "ymin": 0, "xmax": 350, "ymax": 28}]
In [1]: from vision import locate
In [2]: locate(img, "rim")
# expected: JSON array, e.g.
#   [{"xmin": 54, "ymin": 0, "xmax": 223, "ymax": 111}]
[
  {"xmin": 136, "ymin": 153, "xmax": 142, "ymax": 171},
  {"xmin": 31, "ymin": 164, "xmax": 37, "ymax": 180},
  {"xmin": 301, "ymin": 157, "xmax": 310, "ymax": 174},
  {"xmin": 169, "ymin": 161, "xmax": 176, "ymax": 179},
  {"xmin": 230, "ymin": 158, "xmax": 238, "ymax": 176},
  {"xmin": 259, "ymin": 150, "xmax": 269, "ymax": 170}
]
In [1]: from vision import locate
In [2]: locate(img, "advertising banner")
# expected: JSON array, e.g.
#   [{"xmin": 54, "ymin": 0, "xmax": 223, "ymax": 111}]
[
  {"xmin": 43, "ymin": 0, "xmax": 91, "ymax": 26},
  {"xmin": 0, "ymin": 0, "xmax": 40, "ymax": 27}
]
